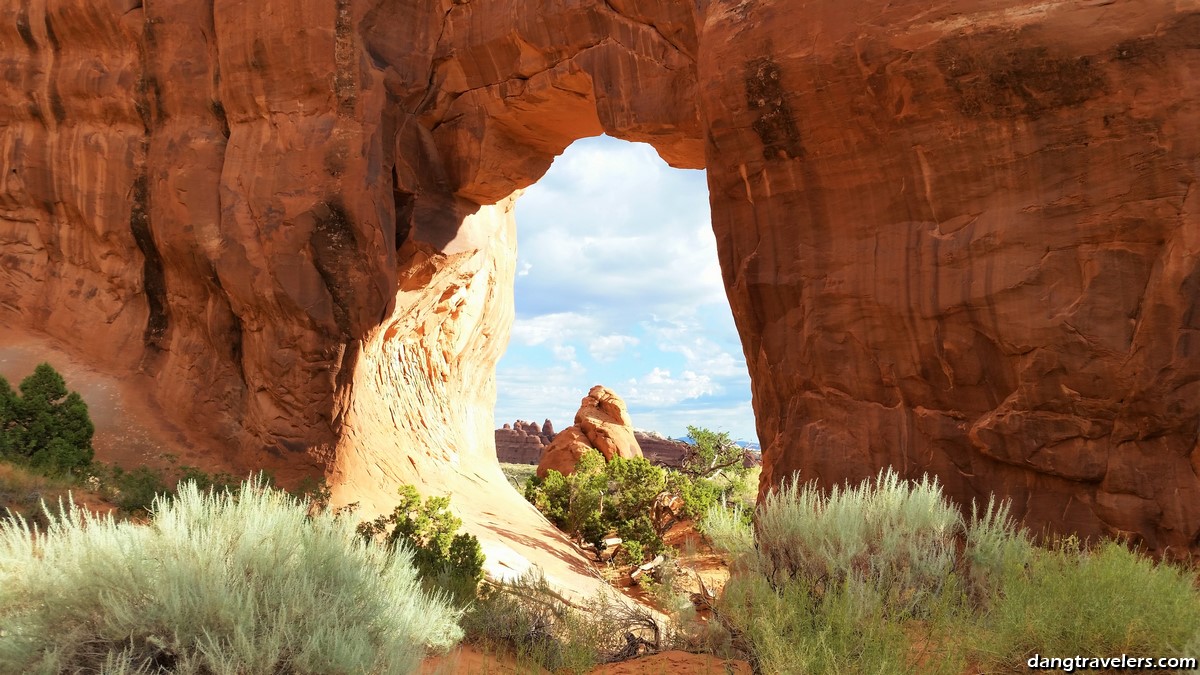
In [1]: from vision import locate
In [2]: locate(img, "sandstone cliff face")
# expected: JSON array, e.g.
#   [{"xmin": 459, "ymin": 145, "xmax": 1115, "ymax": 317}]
[
  {"xmin": 699, "ymin": 0, "xmax": 1200, "ymax": 553},
  {"xmin": 537, "ymin": 385, "xmax": 644, "ymax": 477},
  {"xmin": 1, "ymin": 0, "xmax": 1197, "ymax": 555}
]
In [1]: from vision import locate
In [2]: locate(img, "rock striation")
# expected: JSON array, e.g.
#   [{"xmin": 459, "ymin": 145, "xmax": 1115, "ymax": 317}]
[
  {"xmin": 537, "ymin": 385, "xmax": 644, "ymax": 477},
  {"xmin": 0, "ymin": 0, "xmax": 1197, "ymax": 556},
  {"xmin": 700, "ymin": 1, "xmax": 1200, "ymax": 555}
]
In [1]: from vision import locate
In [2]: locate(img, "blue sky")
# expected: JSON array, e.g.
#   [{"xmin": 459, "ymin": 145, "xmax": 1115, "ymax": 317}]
[{"xmin": 493, "ymin": 136, "xmax": 757, "ymax": 442}]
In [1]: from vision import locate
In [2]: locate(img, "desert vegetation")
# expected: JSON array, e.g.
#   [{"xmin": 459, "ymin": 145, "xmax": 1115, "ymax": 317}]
[
  {"xmin": 522, "ymin": 426, "xmax": 754, "ymax": 564},
  {"xmin": 0, "ymin": 477, "xmax": 463, "ymax": 674},
  {"xmin": 698, "ymin": 470, "xmax": 1200, "ymax": 673},
  {"xmin": 357, "ymin": 484, "xmax": 485, "ymax": 606},
  {"xmin": 0, "ymin": 363, "xmax": 94, "ymax": 477},
  {"xmin": 4, "ymin": 369, "xmax": 1197, "ymax": 674}
]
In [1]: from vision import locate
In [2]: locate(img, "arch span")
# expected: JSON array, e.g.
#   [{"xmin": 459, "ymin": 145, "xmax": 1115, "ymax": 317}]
[{"xmin": 1, "ymin": 0, "xmax": 1197, "ymax": 573}]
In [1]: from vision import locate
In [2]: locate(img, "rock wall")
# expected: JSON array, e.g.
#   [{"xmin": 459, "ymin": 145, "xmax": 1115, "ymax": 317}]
[
  {"xmin": 700, "ymin": 0, "xmax": 1200, "ymax": 554},
  {"xmin": 1, "ymin": 0, "xmax": 1197, "ymax": 554}
]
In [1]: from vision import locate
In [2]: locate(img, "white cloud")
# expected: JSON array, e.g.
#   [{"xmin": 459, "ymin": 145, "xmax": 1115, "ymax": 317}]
[
  {"xmin": 510, "ymin": 312, "xmax": 601, "ymax": 346},
  {"xmin": 512, "ymin": 137, "xmax": 727, "ymax": 319},
  {"xmin": 495, "ymin": 363, "xmax": 588, "ymax": 427},
  {"xmin": 632, "ymin": 400, "xmax": 758, "ymax": 443},
  {"xmin": 551, "ymin": 343, "xmax": 578, "ymax": 365},
  {"xmin": 624, "ymin": 367, "xmax": 716, "ymax": 407},
  {"xmin": 588, "ymin": 334, "xmax": 639, "ymax": 362},
  {"xmin": 495, "ymin": 135, "xmax": 758, "ymax": 441}
]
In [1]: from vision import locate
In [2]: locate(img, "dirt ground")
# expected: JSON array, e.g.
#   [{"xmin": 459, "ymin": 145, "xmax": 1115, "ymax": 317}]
[{"xmin": 421, "ymin": 646, "xmax": 750, "ymax": 675}]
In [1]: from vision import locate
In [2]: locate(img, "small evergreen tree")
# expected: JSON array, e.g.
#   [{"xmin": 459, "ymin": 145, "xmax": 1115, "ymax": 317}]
[
  {"xmin": 683, "ymin": 425, "xmax": 751, "ymax": 484},
  {"xmin": 0, "ymin": 363, "xmax": 94, "ymax": 476},
  {"xmin": 358, "ymin": 485, "xmax": 485, "ymax": 605},
  {"xmin": 525, "ymin": 450, "xmax": 670, "ymax": 559}
]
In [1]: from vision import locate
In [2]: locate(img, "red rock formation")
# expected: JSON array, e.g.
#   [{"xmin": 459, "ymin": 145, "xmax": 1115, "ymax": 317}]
[
  {"xmin": 495, "ymin": 418, "xmax": 554, "ymax": 464},
  {"xmin": 537, "ymin": 385, "xmax": 644, "ymax": 477},
  {"xmin": 635, "ymin": 431, "xmax": 690, "ymax": 468},
  {"xmin": 700, "ymin": 1, "xmax": 1200, "ymax": 555},
  {"xmin": 1, "ymin": 0, "xmax": 1197, "ymax": 558}
]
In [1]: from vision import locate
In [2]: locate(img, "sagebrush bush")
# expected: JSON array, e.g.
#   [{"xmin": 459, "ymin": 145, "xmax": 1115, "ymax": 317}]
[
  {"xmin": 983, "ymin": 539, "xmax": 1200, "ymax": 667},
  {"xmin": 755, "ymin": 469, "xmax": 960, "ymax": 616},
  {"xmin": 717, "ymin": 569, "xmax": 969, "ymax": 674},
  {"xmin": 461, "ymin": 572, "xmax": 665, "ymax": 673},
  {"xmin": 699, "ymin": 469, "xmax": 1200, "ymax": 673},
  {"xmin": 699, "ymin": 502, "xmax": 753, "ymax": 558},
  {"xmin": 0, "ymin": 477, "xmax": 462, "ymax": 674},
  {"xmin": 964, "ymin": 496, "xmax": 1033, "ymax": 604}
]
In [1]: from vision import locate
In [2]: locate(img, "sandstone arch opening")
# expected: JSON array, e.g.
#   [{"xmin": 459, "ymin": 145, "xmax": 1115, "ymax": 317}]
[
  {"xmin": 3, "ymin": 1, "xmax": 1196, "ymax": 599},
  {"xmin": 494, "ymin": 135, "xmax": 754, "ymax": 468}
]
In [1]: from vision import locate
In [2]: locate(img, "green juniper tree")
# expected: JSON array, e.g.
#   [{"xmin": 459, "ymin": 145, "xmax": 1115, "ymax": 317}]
[{"xmin": 0, "ymin": 363, "xmax": 94, "ymax": 476}]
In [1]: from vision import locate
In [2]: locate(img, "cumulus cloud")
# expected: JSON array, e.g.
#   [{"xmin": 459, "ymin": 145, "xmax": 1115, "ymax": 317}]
[
  {"xmin": 510, "ymin": 312, "xmax": 601, "ymax": 346},
  {"xmin": 551, "ymin": 343, "xmax": 578, "ymax": 365},
  {"xmin": 494, "ymin": 362, "xmax": 589, "ymax": 427},
  {"xmin": 494, "ymin": 136, "xmax": 758, "ymax": 441},
  {"xmin": 588, "ymin": 334, "xmax": 639, "ymax": 362},
  {"xmin": 624, "ymin": 367, "xmax": 717, "ymax": 407},
  {"xmin": 512, "ymin": 138, "xmax": 726, "ymax": 319}
]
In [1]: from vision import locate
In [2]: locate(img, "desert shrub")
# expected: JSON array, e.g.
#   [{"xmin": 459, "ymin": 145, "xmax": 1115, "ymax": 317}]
[
  {"xmin": 701, "ymin": 469, "xmax": 1200, "ymax": 673},
  {"xmin": 525, "ymin": 450, "xmax": 669, "ymax": 559},
  {"xmin": 176, "ymin": 465, "xmax": 240, "ymax": 495},
  {"xmin": 718, "ymin": 568, "xmax": 969, "ymax": 674},
  {"xmin": 963, "ymin": 496, "xmax": 1034, "ymax": 605},
  {"xmin": 461, "ymin": 573, "xmax": 665, "ymax": 672},
  {"xmin": 667, "ymin": 471, "xmax": 724, "ymax": 519},
  {"xmin": 681, "ymin": 425, "xmax": 752, "ymax": 486},
  {"xmin": 981, "ymin": 539, "xmax": 1200, "ymax": 667},
  {"xmin": 111, "ymin": 465, "xmax": 172, "ymax": 515},
  {"xmin": 526, "ymin": 449, "xmax": 608, "ymax": 547},
  {"xmin": 754, "ymin": 470, "xmax": 961, "ymax": 617},
  {"xmin": 0, "ymin": 364, "xmax": 94, "ymax": 477},
  {"xmin": 699, "ymin": 503, "xmax": 754, "ymax": 559},
  {"xmin": 358, "ymin": 484, "xmax": 485, "ymax": 606},
  {"xmin": 0, "ymin": 476, "xmax": 462, "ymax": 674}
]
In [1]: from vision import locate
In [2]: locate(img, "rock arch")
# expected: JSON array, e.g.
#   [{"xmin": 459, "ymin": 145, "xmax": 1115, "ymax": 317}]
[{"xmin": 1, "ymin": 0, "xmax": 1197, "ymax": 563}]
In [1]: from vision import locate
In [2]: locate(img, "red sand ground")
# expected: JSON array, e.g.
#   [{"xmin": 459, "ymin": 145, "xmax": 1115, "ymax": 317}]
[{"xmin": 421, "ymin": 646, "xmax": 750, "ymax": 674}]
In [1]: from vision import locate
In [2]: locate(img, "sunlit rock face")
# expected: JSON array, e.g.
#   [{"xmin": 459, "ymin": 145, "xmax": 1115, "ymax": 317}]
[
  {"xmin": 1, "ymin": 0, "xmax": 1197, "ymax": 555},
  {"xmin": 536, "ymin": 385, "xmax": 644, "ymax": 478}
]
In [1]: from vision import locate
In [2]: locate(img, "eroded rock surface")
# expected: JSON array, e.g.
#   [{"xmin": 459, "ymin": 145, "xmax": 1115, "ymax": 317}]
[
  {"xmin": 699, "ymin": 0, "xmax": 1200, "ymax": 554},
  {"xmin": 537, "ymin": 385, "xmax": 644, "ymax": 477},
  {"xmin": 1, "ymin": 0, "xmax": 1197, "ymax": 556}
]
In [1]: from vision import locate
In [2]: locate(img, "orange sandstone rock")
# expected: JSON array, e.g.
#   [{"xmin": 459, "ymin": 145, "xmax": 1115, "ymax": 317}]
[
  {"xmin": 537, "ymin": 385, "xmax": 644, "ymax": 478},
  {"xmin": 1, "ymin": 0, "xmax": 1197, "ymax": 562}
]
